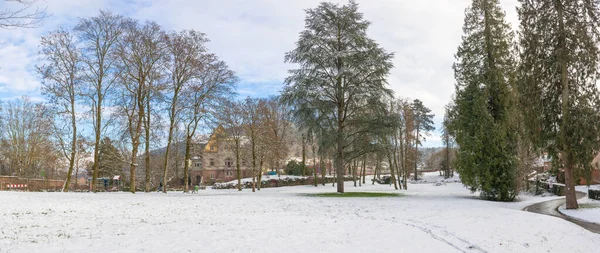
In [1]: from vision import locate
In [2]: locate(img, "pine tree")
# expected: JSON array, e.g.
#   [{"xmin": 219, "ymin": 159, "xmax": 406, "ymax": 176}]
[
  {"xmin": 282, "ymin": 0, "xmax": 394, "ymax": 193},
  {"xmin": 450, "ymin": 0, "xmax": 518, "ymax": 201},
  {"xmin": 411, "ymin": 99, "xmax": 434, "ymax": 181},
  {"xmin": 90, "ymin": 137, "xmax": 124, "ymax": 178},
  {"xmin": 441, "ymin": 105, "xmax": 455, "ymax": 179},
  {"xmin": 517, "ymin": 0, "xmax": 600, "ymax": 209}
]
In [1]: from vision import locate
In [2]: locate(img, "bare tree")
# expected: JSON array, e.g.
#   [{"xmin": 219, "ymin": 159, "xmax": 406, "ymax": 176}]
[
  {"xmin": 242, "ymin": 97, "xmax": 269, "ymax": 192},
  {"xmin": 142, "ymin": 70, "xmax": 165, "ymax": 192},
  {"xmin": 76, "ymin": 11, "xmax": 124, "ymax": 192},
  {"xmin": 180, "ymin": 59, "xmax": 236, "ymax": 193},
  {"xmin": 218, "ymin": 100, "xmax": 245, "ymax": 191},
  {"xmin": 0, "ymin": 98, "xmax": 57, "ymax": 178},
  {"xmin": 115, "ymin": 20, "xmax": 166, "ymax": 193},
  {"xmin": 38, "ymin": 28, "xmax": 81, "ymax": 192},
  {"xmin": 162, "ymin": 30, "xmax": 209, "ymax": 193},
  {"xmin": 263, "ymin": 97, "xmax": 291, "ymax": 177},
  {"xmin": 0, "ymin": 0, "xmax": 47, "ymax": 29}
]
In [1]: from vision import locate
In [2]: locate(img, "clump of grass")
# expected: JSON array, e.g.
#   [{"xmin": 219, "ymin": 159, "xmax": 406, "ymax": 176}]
[
  {"xmin": 578, "ymin": 203, "xmax": 600, "ymax": 209},
  {"xmin": 304, "ymin": 192, "xmax": 402, "ymax": 198}
]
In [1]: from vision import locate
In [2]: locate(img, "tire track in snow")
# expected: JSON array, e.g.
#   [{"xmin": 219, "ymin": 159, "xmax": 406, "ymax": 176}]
[{"xmin": 400, "ymin": 219, "xmax": 487, "ymax": 253}]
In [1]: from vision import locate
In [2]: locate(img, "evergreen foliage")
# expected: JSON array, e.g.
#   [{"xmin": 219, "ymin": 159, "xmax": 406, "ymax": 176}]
[
  {"xmin": 90, "ymin": 137, "xmax": 125, "ymax": 178},
  {"xmin": 517, "ymin": 0, "xmax": 600, "ymax": 209},
  {"xmin": 450, "ymin": 0, "xmax": 518, "ymax": 201},
  {"xmin": 411, "ymin": 99, "xmax": 435, "ymax": 180},
  {"xmin": 282, "ymin": 0, "xmax": 394, "ymax": 193}
]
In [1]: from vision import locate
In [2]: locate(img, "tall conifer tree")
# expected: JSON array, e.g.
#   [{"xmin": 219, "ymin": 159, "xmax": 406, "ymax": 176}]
[
  {"xmin": 451, "ymin": 0, "xmax": 518, "ymax": 201},
  {"xmin": 517, "ymin": 0, "xmax": 600, "ymax": 209}
]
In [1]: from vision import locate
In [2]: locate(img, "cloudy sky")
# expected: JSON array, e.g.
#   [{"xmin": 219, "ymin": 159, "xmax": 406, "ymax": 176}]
[{"xmin": 0, "ymin": 0, "xmax": 520, "ymax": 147}]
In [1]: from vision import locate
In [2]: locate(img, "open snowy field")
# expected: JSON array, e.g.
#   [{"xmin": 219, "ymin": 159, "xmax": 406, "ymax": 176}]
[{"xmin": 1, "ymin": 172, "xmax": 598, "ymax": 253}]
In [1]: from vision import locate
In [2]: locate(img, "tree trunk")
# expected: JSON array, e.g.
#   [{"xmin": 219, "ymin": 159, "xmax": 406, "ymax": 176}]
[
  {"xmin": 556, "ymin": 0, "xmax": 577, "ymax": 209},
  {"xmin": 144, "ymin": 97, "xmax": 151, "ymax": 193},
  {"xmin": 361, "ymin": 156, "xmax": 366, "ymax": 185},
  {"xmin": 414, "ymin": 127, "xmax": 419, "ymax": 181},
  {"xmin": 336, "ymin": 120, "xmax": 344, "ymax": 193},
  {"xmin": 91, "ymin": 90, "xmax": 102, "ymax": 193},
  {"xmin": 162, "ymin": 115, "xmax": 176, "ymax": 194},
  {"xmin": 251, "ymin": 137, "xmax": 256, "ymax": 192},
  {"xmin": 372, "ymin": 160, "xmax": 378, "ymax": 185},
  {"xmin": 182, "ymin": 135, "xmax": 192, "ymax": 193},
  {"xmin": 129, "ymin": 141, "xmax": 140, "ymax": 194},
  {"xmin": 258, "ymin": 158, "xmax": 263, "ymax": 190},
  {"xmin": 236, "ymin": 139, "xmax": 242, "ymax": 191},
  {"xmin": 311, "ymin": 143, "xmax": 316, "ymax": 186},
  {"xmin": 74, "ymin": 159, "xmax": 79, "ymax": 191},
  {"xmin": 63, "ymin": 98, "xmax": 77, "ymax": 192},
  {"xmin": 389, "ymin": 157, "xmax": 398, "ymax": 190},
  {"xmin": 320, "ymin": 155, "xmax": 326, "ymax": 186},
  {"xmin": 302, "ymin": 133, "xmax": 306, "ymax": 176}
]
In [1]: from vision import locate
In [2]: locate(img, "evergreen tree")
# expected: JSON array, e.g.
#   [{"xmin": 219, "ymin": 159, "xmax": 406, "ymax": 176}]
[
  {"xmin": 282, "ymin": 0, "xmax": 394, "ymax": 193},
  {"xmin": 441, "ymin": 105, "xmax": 455, "ymax": 179},
  {"xmin": 411, "ymin": 99, "xmax": 434, "ymax": 180},
  {"xmin": 517, "ymin": 0, "xmax": 600, "ymax": 209},
  {"xmin": 88, "ymin": 137, "xmax": 124, "ymax": 178},
  {"xmin": 450, "ymin": 0, "xmax": 518, "ymax": 201}
]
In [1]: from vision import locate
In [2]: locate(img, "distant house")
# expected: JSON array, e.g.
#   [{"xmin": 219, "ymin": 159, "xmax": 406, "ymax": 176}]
[
  {"xmin": 582, "ymin": 153, "xmax": 600, "ymax": 185},
  {"xmin": 533, "ymin": 153, "xmax": 552, "ymax": 172},
  {"xmin": 189, "ymin": 125, "xmax": 252, "ymax": 186}
]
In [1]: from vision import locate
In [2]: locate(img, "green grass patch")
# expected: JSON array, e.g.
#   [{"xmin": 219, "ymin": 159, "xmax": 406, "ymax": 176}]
[
  {"xmin": 579, "ymin": 203, "xmax": 600, "ymax": 209},
  {"xmin": 304, "ymin": 192, "xmax": 402, "ymax": 198}
]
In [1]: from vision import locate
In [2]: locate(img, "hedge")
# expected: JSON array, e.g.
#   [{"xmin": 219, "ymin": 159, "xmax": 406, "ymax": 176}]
[
  {"xmin": 590, "ymin": 189, "xmax": 600, "ymax": 200},
  {"xmin": 212, "ymin": 176, "xmax": 356, "ymax": 190}
]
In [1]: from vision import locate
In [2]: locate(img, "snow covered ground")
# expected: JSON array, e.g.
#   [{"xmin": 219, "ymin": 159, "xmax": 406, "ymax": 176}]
[
  {"xmin": 1, "ymin": 172, "xmax": 598, "ymax": 253},
  {"xmin": 558, "ymin": 185, "xmax": 600, "ymax": 225},
  {"xmin": 559, "ymin": 198, "xmax": 600, "ymax": 224}
]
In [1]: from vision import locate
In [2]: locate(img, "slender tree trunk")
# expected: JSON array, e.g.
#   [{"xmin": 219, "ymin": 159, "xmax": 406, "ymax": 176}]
[
  {"xmin": 182, "ymin": 135, "xmax": 192, "ymax": 193},
  {"xmin": 236, "ymin": 139, "xmax": 242, "ymax": 191},
  {"xmin": 91, "ymin": 88, "xmax": 102, "ymax": 193},
  {"xmin": 144, "ymin": 97, "xmax": 151, "ymax": 193},
  {"xmin": 313, "ymin": 143, "xmax": 317, "ymax": 187},
  {"xmin": 258, "ymin": 158, "xmax": 263, "ymax": 190},
  {"xmin": 74, "ymin": 158, "xmax": 79, "ymax": 191},
  {"xmin": 361, "ymin": 158, "xmax": 366, "ymax": 185},
  {"xmin": 302, "ymin": 133, "xmax": 306, "ymax": 176},
  {"xmin": 251, "ymin": 138, "xmax": 256, "ymax": 192},
  {"xmin": 320, "ymin": 154, "xmax": 325, "ymax": 186},
  {"xmin": 162, "ymin": 106, "xmax": 177, "ymax": 195},
  {"xmin": 129, "ymin": 82, "xmax": 145, "ymax": 194},
  {"xmin": 63, "ymin": 98, "xmax": 77, "ymax": 192},
  {"xmin": 332, "ymin": 160, "xmax": 337, "ymax": 187},
  {"xmin": 359, "ymin": 157, "xmax": 363, "ymax": 187},
  {"xmin": 414, "ymin": 127, "xmax": 419, "ymax": 181},
  {"xmin": 389, "ymin": 157, "xmax": 398, "ymax": 190},
  {"xmin": 353, "ymin": 159, "xmax": 358, "ymax": 187},
  {"xmin": 372, "ymin": 160, "xmax": 378, "ymax": 185},
  {"xmin": 556, "ymin": 0, "xmax": 577, "ymax": 209},
  {"xmin": 129, "ymin": 141, "xmax": 140, "ymax": 194},
  {"xmin": 336, "ymin": 118, "xmax": 344, "ymax": 193}
]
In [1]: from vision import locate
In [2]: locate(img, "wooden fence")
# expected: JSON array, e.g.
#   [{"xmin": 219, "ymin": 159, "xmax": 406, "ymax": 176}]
[{"xmin": 0, "ymin": 176, "xmax": 88, "ymax": 192}]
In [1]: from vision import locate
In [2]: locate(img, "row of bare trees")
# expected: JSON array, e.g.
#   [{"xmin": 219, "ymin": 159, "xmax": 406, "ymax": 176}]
[
  {"xmin": 212, "ymin": 97, "xmax": 292, "ymax": 192},
  {"xmin": 35, "ymin": 11, "xmax": 237, "ymax": 193}
]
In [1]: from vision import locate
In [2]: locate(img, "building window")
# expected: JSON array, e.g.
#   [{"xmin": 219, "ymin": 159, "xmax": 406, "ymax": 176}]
[
  {"xmin": 209, "ymin": 159, "xmax": 214, "ymax": 166},
  {"xmin": 194, "ymin": 162, "xmax": 201, "ymax": 168},
  {"xmin": 226, "ymin": 171, "xmax": 234, "ymax": 176},
  {"xmin": 210, "ymin": 173, "xmax": 215, "ymax": 179},
  {"xmin": 225, "ymin": 158, "xmax": 232, "ymax": 168}
]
